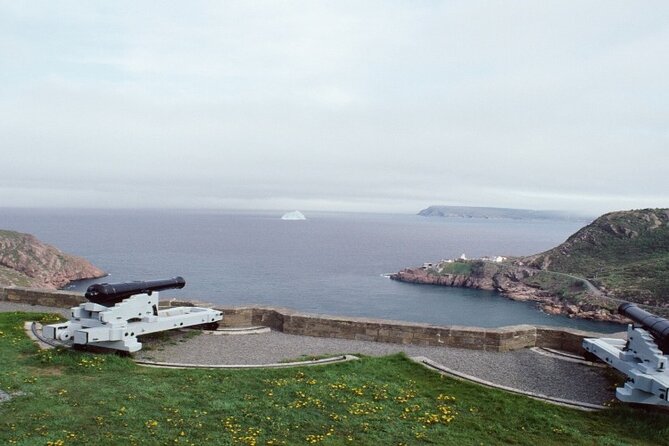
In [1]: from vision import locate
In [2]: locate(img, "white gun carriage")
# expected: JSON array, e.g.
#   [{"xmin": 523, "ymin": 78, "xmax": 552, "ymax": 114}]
[
  {"xmin": 42, "ymin": 277, "xmax": 222, "ymax": 353},
  {"xmin": 583, "ymin": 302, "xmax": 669, "ymax": 408}
]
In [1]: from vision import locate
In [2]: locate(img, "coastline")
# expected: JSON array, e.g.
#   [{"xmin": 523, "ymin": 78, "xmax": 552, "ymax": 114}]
[{"xmin": 389, "ymin": 265, "xmax": 628, "ymax": 324}]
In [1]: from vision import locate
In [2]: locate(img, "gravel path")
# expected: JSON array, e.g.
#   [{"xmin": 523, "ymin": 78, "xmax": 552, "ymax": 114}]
[{"xmin": 1, "ymin": 301, "xmax": 615, "ymax": 406}]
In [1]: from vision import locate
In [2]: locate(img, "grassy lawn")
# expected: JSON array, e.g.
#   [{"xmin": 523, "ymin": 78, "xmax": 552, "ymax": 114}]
[{"xmin": 1, "ymin": 312, "xmax": 669, "ymax": 445}]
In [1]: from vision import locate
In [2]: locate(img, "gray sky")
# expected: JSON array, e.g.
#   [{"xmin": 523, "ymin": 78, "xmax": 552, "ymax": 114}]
[{"xmin": 1, "ymin": 1, "xmax": 668, "ymax": 215}]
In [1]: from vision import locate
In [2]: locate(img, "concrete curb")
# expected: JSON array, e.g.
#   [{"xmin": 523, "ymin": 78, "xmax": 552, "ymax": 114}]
[
  {"xmin": 530, "ymin": 347, "xmax": 606, "ymax": 368},
  {"xmin": 24, "ymin": 322, "xmax": 54, "ymax": 350},
  {"xmin": 134, "ymin": 354, "xmax": 359, "ymax": 369},
  {"xmin": 181, "ymin": 326, "xmax": 271, "ymax": 336}
]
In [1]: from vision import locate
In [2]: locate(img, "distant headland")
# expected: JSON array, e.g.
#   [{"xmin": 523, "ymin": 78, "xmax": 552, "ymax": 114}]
[
  {"xmin": 418, "ymin": 205, "xmax": 589, "ymax": 221},
  {"xmin": 0, "ymin": 229, "xmax": 105, "ymax": 289},
  {"xmin": 393, "ymin": 208, "xmax": 669, "ymax": 322}
]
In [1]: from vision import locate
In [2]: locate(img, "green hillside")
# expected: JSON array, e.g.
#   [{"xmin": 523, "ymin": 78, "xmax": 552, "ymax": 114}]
[{"xmin": 524, "ymin": 209, "xmax": 669, "ymax": 306}]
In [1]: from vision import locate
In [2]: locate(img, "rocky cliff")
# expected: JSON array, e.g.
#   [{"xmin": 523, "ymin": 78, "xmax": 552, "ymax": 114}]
[{"xmin": 0, "ymin": 229, "xmax": 105, "ymax": 289}]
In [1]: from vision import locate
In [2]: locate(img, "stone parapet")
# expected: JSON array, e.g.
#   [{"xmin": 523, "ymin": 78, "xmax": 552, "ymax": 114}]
[
  {"xmin": 1, "ymin": 288, "xmax": 622, "ymax": 354},
  {"xmin": 209, "ymin": 306, "xmax": 612, "ymax": 354}
]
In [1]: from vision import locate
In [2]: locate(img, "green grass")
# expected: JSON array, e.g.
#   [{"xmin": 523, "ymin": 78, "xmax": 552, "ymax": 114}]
[
  {"xmin": 2, "ymin": 312, "xmax": 669, "ymax": 445},
  {"xmin": 521, "ymin": 271, "xmax": 588, "ymax": 305},
  {"xmin": 525, "ymin": 209, "xmax": 669, "ymax": 306},
  {"xmin": 589, "ymin": 255, "xmax": 669, "ymax": 305},
  {"xmin": 435, "ymin": 262, "xmax": 472, "ymax": 275}
]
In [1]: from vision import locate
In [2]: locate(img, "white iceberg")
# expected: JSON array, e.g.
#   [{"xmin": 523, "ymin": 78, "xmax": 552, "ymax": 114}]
[{"xmin": 281, "ymin": 210, "xmax": 306, "ymax": 220}]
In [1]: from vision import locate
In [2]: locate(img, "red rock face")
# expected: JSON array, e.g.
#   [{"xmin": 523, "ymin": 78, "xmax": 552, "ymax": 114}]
[
  {"xmin": 390, "ymin": 268, "xmax": 494, "ymax": 290},
  {"xmin": 0, "ymin": 230, "xmax": 105, "ymax": 289}
]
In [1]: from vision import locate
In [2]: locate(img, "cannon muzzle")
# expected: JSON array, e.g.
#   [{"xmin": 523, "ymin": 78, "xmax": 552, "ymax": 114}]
[
  {"xmin": 619, "ymin": 302, "xmax": 669, "ymax": 354},
  {"xmin": 85, "ymin": 276, "xmax": 186, "ymax": 307}
]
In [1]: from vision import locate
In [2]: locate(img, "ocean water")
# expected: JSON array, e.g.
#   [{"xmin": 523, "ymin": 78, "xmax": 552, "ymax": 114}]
[{"xmin": 0, "ymin": 208, "xmax": 621, "ymax": 333}]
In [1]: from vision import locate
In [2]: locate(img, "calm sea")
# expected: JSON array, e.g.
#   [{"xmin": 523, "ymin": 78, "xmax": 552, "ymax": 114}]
[{"xmin": 0, "ymin": 208, "xmax": 621, "ymax": 333}]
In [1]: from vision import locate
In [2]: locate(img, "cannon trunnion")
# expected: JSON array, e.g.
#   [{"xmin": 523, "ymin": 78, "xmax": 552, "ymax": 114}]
[
  {"xmin": 583, "ymin": 303, "xmax": 669, "ymax": 407},
  {"xmin": 42, "ymin": 277, "xmax": 222, "ymax": 353}
]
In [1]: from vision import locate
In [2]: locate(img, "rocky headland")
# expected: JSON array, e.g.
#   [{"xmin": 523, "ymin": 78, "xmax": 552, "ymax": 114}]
[
  {"xmin": 0, "ymin": 229, "xmax": 105, "ymax": 289},
  {"xmin": 390, "ymin": 264, "xmax": 627, "ymax": 323},
  {"xmin": 392, "ymin": 208, "xmax": 669, "ymax": 323}
]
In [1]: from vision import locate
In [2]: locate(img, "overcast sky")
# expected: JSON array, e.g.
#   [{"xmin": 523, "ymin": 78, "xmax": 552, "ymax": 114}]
[{"xmin": 1, "ymin": 1, "xmax": 667, "ymax": 215}]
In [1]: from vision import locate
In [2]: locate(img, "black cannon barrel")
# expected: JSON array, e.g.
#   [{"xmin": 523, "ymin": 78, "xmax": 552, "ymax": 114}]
[
  {"xmin": 85, "ymin": 276, "xmax": 186, "ymax": 307},
  {"xmin": 619, "ymin": 302, "xmax": 669, "ymax": 354}
]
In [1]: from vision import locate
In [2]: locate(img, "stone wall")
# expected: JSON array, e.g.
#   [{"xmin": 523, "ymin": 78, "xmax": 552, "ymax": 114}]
[
  {"xmin": 193, "ymin": 305, "xmax": 611, "ymax": 354},
  {"xmin": 535, "ymin": 326, "xmax": 602, "ymax": 353},
  {"xmin": 3, "ymin": 287, "xmax": 618, "ymax": 354}
]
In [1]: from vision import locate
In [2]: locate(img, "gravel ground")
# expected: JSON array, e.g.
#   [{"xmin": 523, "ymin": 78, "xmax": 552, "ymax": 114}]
[{"xmin": 1, "ymin": 301, "xmax": 615, "ymax": 406}]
